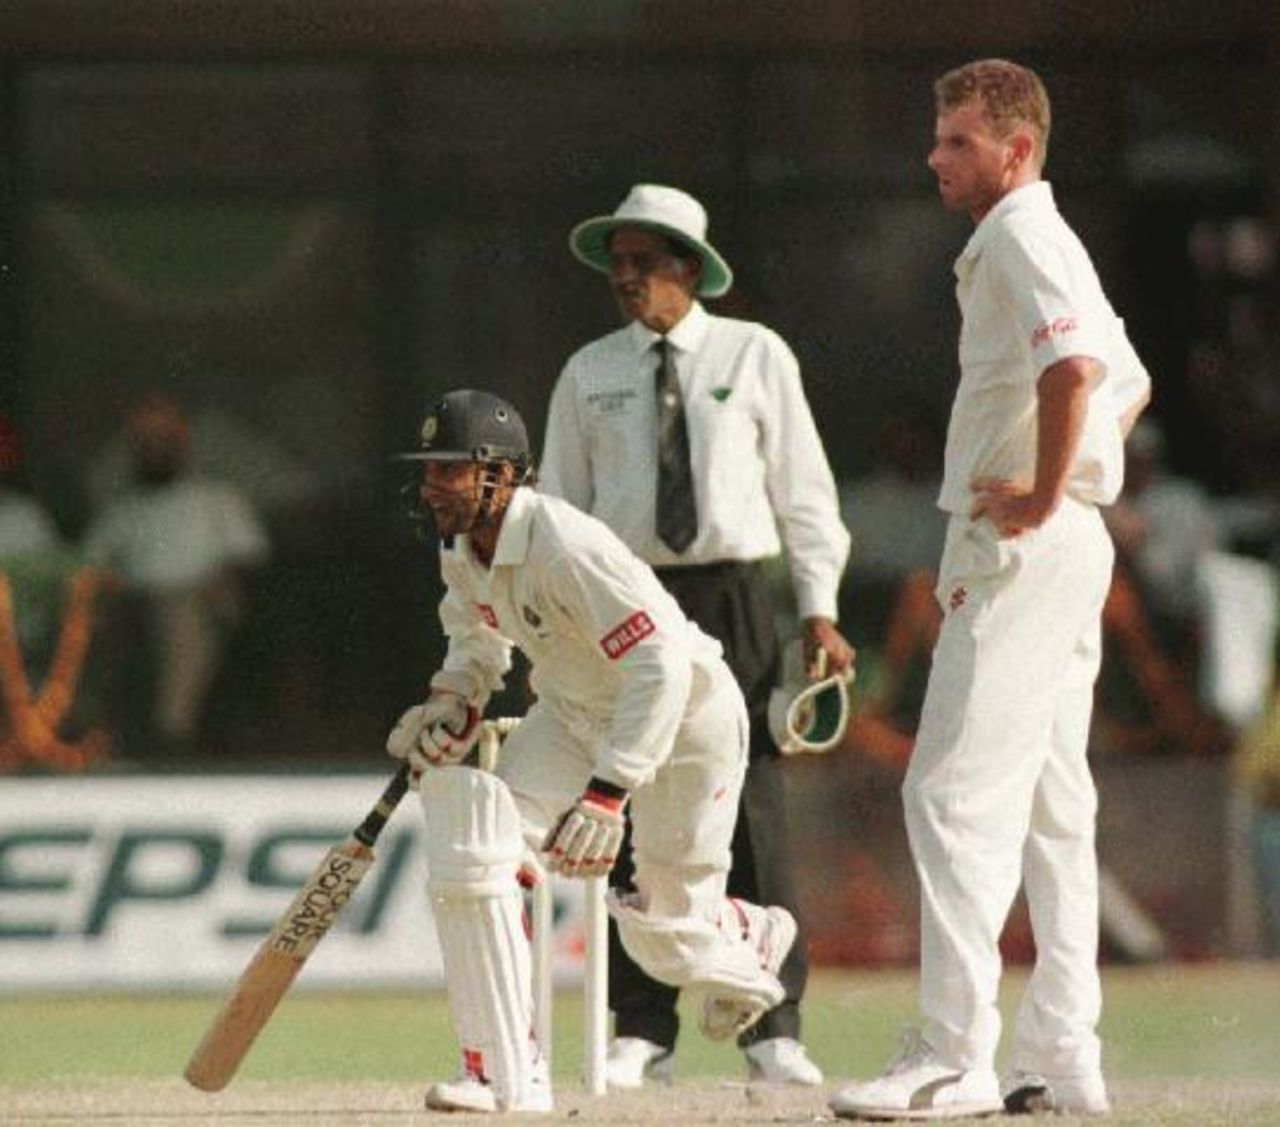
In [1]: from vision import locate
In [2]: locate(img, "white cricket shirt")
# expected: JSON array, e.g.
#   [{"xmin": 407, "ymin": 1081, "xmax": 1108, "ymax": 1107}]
[
  {"xmin": 541, "ymin": 302, "xmax": 849, "ymax": 620},
  {"xmin": 939, "ymin": 181, "xmax": 1152, "ymax": 515},
  {"xmin": 0, "ymin": 490, "xmax": 60, "ymax": 556},
  {"xmin": 436, "ymin": 488, "xmax": 728, "ymax": 792},
  {"xmin": 83, "ymin": 476, "xmax": 269, "ymax": 590}
]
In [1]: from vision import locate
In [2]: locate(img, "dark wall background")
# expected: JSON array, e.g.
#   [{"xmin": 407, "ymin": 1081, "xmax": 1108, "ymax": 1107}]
[{"xmin": 2, "ymin": 1, "xmax": 1278, "ymax": 766}]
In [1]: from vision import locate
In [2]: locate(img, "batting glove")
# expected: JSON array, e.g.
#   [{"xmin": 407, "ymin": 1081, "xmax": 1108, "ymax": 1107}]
[
  {"xmin": 543, "ymin": 778, "xmax": 628, "ymax": 879},
  {"xmin": 386, "ymin": 691, "xmax": 481, "ymax": 773}
]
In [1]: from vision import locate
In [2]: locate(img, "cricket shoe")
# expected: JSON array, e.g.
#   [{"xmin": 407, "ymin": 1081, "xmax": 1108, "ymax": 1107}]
[
  {"xmin": 698, "ymin": 904, "xmax": 796, "ymax": 1041},
  {"xmin": 1003, "ymin": 1069, "xmax": 1111, "ymax": 1116},
  {"xmin": 603, "ymin": 1037, "xmax": 675, "ymax": 1089},
  {"xmin": 828, "ymin": 1029, "xmax": 1002, "ymax": 1120},
  {"xmin": 744, "ymin": 1037, "xmax": 824, "ymax": 1085},
  {"xmin": 425, "ymin": 1046, "xmax": 552, "ymax": 1113}
]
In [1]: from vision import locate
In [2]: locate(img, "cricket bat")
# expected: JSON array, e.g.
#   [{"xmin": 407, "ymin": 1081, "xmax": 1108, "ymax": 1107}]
[{"xmin": 184, "ymin": 764, "xmax": 412, "ymax": 1091}]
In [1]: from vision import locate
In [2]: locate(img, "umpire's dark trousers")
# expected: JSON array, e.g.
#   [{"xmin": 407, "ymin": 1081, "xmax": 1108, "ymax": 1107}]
[{"xmin": 608, "ymin": 559, "xmax": 808, "ymax": 1049}]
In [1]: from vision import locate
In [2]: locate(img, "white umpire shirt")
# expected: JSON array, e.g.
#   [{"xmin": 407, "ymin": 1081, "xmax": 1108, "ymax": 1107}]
[
  {"xmin": 435, "ymin": 487, "xmax": 727, "ymax": 792},
  {"xmin": 940, "ymin": 181, "xmax": 1151, "ymax": 515},
  {"xmin": 542, "ymin": 302, "xmax": 850, "ymax": 621}
]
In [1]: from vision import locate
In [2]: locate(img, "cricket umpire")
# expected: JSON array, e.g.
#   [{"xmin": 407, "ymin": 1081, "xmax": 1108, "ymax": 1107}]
[{"xmin": 541, "ymin": 184, "xmax": 853, "ymax": 1087}]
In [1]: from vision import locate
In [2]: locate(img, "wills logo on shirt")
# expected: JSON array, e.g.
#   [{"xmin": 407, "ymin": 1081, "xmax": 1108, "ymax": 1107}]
[
  {"xmin": 710, "ymin": 387, "xmax": 733, "ymax": 402},
  {"xmin": 522, "ymin": 604, "xmax": 542, "ymax": 629},
  {"xmin": 948, "ymin": 586, "xmax": 968, "ymax": 613},
  {"xmin": 1030, "ymin": 316, "xmax": 1079, "ymax": 349},
  {"xmin": 476, "ymin": 604, "xmax": 498, "ymax": 628},
  {"xmin": 600, "ymin": 611, "xmax": 655, "ymax": 660}
]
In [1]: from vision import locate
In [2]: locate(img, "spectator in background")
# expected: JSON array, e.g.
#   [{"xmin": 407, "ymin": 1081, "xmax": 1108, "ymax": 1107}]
[
  {"xmin": 838, "ymin": 407, "xmax": 946, "ymax": 734},
  {"xmin": 542, "ymin": 184, "xmax": 853, "ymax": 1088},
  {"xmin": 839, "ymin": 406, "xmax": 947, "ymax": 604},
  {"xmin": 1105, "ymin": 418, "xmax": 1277, "ymax": 741},
  {"xmin": 0, "ymin": 414, "xmax": 60, "ymax": 559},
  {"xmin": 1233, "ymin": 682, "xmax": 1280, "ymax": 955},
  {"xmin": 1, "ymin": 412, "xmax": 70, "ymax": 665},
  {"xmin": 1, "ymin": 414, "xmax": 108, "ymax": 773},
  {"xmin": 83, "ymin": 394, "xmax": 269, "ymax": 758},
  {"xmin": 1094, "ymin": 418, "xmax": 1226, "ymax": 757},
  {"xmin": 1105, "ymin": 418, "xmax": 1219, "ymax": 649}
]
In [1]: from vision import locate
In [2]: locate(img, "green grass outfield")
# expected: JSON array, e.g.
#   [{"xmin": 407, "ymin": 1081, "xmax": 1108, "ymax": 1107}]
[{"xmin": 3, "ymin": 963, "xmax": 1278, "ymax": 1125}]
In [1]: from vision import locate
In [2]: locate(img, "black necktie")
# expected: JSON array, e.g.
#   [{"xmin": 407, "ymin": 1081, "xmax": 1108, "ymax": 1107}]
[{"xmin": 654, "ymin": 338, "xmax": 698, "ymax": 553}]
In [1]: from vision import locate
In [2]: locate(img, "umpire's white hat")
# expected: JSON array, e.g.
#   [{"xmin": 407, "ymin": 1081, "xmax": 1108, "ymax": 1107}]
[{"xmin": 569, "ymin": 184, "xmax": 734, "ymax": 298}]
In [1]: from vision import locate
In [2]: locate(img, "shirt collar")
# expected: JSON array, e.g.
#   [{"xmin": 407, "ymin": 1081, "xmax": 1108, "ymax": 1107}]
[
  {"xmin": 957, "ymin": 180, "xmax": 1055, "ymax": 267},
  {"xmin": 490, "ymin": 486, "xmax": 535, "ymax": 567},
  {"xmin": 625, "ymin": 300, "xmax": 709, "ymax": 356}
]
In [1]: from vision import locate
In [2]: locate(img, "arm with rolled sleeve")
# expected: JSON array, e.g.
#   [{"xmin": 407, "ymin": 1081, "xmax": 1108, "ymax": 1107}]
[
  {"xmin": 973, "ymin": 229, "xmax": 1115, "ymax": 532},
  {"xmin": 994, "ymin": 230, "xmax": 1112, "ymax": 374},
  {"xmin": 546, "ymin": 545, "xmax": 691, "ymax": 792},
  {"xmin": 996, "ymin": 224, "xmax": 1152, "ymax": 444},
  {"xmin": 757, "ymin": 331, "xmax": 850, "ymax": 622}
]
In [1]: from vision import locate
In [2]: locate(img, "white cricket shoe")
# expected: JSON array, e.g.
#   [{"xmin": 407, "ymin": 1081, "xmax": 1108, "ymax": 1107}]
[
  {"xmin": 828, "ymin": 1029, "xmax": 1002, "ymax": 1120},
  {"xmin": 699, "ymin": 905, "xmax": 796, "ymax": 1040},
  {"xmin": 425, "ymin": 1046, "xmax": 552, "ymax": 1113},
  {"xmin": 744, "ymin": 1037, "xmax": 824, "ymax": 1085},
  {"xmin": 1003, "ymin": 1069, "xmax": 1111, "ymax": 1116},
  {"xmin": 603, "ymin": 1036, "xmax": 675, "ymax": 1089},
  {"xmin": 425, "ymin": 1071, "xmax": 496, "ymax": 1113}
]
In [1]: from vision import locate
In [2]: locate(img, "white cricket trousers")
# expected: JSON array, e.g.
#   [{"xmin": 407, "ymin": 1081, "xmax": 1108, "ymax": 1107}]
[
  {"xmin": 905, "ymin": 497, "xmax": 1114, "ymax": 1077},
  {"xmin": 495, "ymin": 659, "xmax": 753, "ymax": 982}
]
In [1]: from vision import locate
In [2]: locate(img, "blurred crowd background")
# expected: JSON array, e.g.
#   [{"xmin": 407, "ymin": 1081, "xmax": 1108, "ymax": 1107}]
[{"xmin": 2, "ymin": 3, "xmax": 1279, "ymax": 964}]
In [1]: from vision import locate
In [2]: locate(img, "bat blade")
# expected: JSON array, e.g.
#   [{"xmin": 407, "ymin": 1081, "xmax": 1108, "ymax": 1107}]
[
  {"xmin": 184, "ymin": 840, "xmax": 375, "ymax": 1091},
  {"xmin": 184, "ymin": 765, "xmax": 410, "ymax": 1092}
]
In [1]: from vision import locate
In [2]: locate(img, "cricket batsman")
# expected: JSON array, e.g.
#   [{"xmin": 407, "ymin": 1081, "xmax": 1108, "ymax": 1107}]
[{"xmin": 387, "ymin": 388, "xmax": 796, "ymax": 1112}]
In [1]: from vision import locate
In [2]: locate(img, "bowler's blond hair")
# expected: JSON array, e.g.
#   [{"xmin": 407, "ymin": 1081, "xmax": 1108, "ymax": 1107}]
[{"xmin": 934, "ymin": 59, "xmax": 1051, "ymax": 168}]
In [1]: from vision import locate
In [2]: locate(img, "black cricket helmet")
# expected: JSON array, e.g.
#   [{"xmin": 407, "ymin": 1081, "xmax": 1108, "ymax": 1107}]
[
  {"xmin": 400, "ymin": 389, "xmax": 533, "ymax": 539},
  {"xmin": 404, "ymin": 389, "xmax": 531, "ymax": 474}
]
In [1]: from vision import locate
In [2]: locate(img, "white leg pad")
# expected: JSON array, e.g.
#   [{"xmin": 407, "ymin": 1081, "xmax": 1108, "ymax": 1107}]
[
  {"xmin": 421, "ymin": 767, "xmax": 544, "ymax": 1111},
  {"xmin": 606, "ymin": 890, "xmax": 787, "ymax": 1018}
]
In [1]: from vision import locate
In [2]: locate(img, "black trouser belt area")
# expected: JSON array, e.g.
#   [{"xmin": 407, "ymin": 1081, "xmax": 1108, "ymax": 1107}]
[{"xmin": 653, "ymin": 559, "xmax": 761, "ymax": 582}]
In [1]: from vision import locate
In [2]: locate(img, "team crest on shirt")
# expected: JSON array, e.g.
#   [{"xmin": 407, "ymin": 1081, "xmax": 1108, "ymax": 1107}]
[
  {"xmin": 600, "ymin": 611, "xmax": 655, "ymax": 659},
  {"xmin": 710, "ymin": 387, "xmax": 733, "ymax": 402},
  {"xmin": 522, "ymin": 604, "xmax": 542, "ymax": 629},
  {"xmin": 948, "ymin": 586, "xmax": 968, "ymax": 613},
  {"xmin": 476, "ymin": 603, "xmax": 498, "ymax": 628}
]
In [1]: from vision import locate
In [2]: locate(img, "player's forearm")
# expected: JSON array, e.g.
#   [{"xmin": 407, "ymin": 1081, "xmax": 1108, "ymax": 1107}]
[{"xmin": 1032, "ymin": 356, "xmax": 1098, "ymax": 516}]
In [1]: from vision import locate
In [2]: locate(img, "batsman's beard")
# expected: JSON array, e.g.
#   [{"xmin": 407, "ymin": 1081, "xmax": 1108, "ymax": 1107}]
[{"xmin": 423, "ymin": 489, "xmax": 485, "ymax": 539}]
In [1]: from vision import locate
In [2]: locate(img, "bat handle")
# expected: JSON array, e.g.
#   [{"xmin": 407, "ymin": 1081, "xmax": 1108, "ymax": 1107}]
[{"xmin": 353, "ymin": 763, "xmax": 412, "ymax": 848}]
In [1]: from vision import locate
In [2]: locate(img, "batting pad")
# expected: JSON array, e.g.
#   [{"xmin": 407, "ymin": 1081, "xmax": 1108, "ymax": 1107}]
[
  {"xmin": 421, "ymin": 768, "xmax": 540, "ymax": 1110},
  {"xmin": 606, "ymin": 890, "xmax": 785, "ymax": 1017}
]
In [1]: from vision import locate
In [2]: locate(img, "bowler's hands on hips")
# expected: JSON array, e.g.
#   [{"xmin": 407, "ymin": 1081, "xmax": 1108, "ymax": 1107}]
[{"xmin": 971, "ymin": 477, "xmax": 1055, "ymax": 539}]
